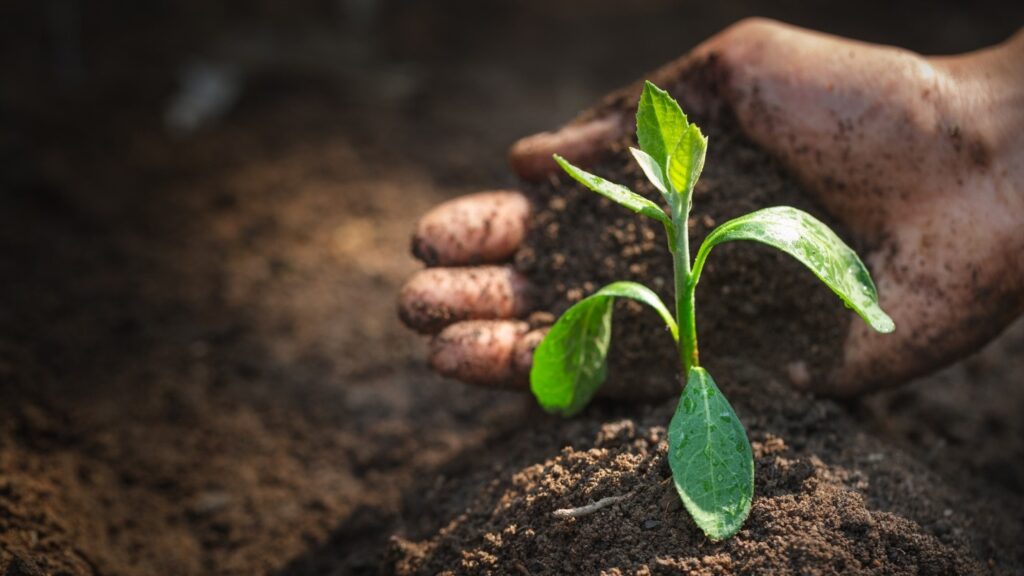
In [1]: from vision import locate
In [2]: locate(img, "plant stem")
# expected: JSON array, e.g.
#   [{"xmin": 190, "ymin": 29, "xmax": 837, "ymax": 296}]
[
  {"xmin": 671, "ymin": 200, "xmax": 699, "ymax": 375},
  {"xmin": 680, "ymin": 278, "xmax": 699, "ymax": 371}
]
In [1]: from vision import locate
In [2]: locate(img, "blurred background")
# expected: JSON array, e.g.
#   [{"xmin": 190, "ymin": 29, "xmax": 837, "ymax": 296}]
[{"xmin": 1, "ymin": 1, "xmax": 1022, "ymax": 575}]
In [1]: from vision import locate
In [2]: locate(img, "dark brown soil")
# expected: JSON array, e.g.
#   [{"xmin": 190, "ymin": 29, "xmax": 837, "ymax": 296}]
[
  {"xmin": 0, "ymin": 91, "xmax": 517, "ymax": 575},
  {"xmin": 387, "ymin": 360, "xmax": 1018, "ymax": 575}
]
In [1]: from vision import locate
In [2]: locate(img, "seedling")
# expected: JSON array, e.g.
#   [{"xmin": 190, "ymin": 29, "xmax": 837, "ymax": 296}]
[{"xmin": 530, "ymin": 82, "xmax": 894, "ymax": 540}]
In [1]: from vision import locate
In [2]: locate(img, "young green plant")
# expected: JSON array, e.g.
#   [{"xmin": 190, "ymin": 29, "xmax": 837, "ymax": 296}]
[{"xmin": 530, "ymin": 81, "xmax": 895, "ymax": 541}]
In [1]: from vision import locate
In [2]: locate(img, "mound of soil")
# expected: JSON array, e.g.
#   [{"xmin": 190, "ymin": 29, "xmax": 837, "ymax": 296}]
[
  {"xmin": 388, "ymin": 361, "xmax": 1006, "ymax": 574},
  {"xmin": 385, "ymin": 65, "xmax": 1024, "ymax": 574}
]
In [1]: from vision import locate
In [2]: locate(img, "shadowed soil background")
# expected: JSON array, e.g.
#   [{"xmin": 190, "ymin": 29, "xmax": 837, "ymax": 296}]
[{"xmin": 1, "ymin": 1, "xmax": 1023, "ymax": 574}]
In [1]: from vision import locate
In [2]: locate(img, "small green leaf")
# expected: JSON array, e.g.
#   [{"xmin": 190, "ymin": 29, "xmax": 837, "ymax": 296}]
[
  {"xmin": 554, "ymin": 155, "xmax": 672, "ymax": 230},
  {"xmin": 629, "ymin": 147, "xmax": 668, "ymax": 197},
  {"xmin": 634, "ymin": 81, "xmax": 706, "ymax": 212},
  {"xmin": 669, "ymin": 367, "xmax": 753, "ymax": 541},
  {"xmin": 636, "ymin": 81, "xmax": 687, "ymax": 170},
  {"xmin": 667, "ymin": 123, "xmax": 707, "ymax": 197},
  {"xmin": 693, "ymin": 207, "xmax": 895, "ymax": 333},
  {"xmin": 530, "ymin": 282, "xmax": 676, "ymax": 416}
]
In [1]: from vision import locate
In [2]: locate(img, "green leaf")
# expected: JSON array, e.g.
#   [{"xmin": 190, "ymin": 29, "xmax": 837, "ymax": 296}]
[
  {"xmin": 530, "ymin": 294, "xmax": 612, "ymax": 416},
  {"xmin": 636, "ymin": 81, "xmax": 687, "ymax": 170},
  {"xmin": 530, "ymin": 282, "xmax": 676, "ymax": 416},
  {"xmin": 554, "ymin": 155, "xmax": 672, "ymax": 230},
  {"xmin": 667, "ymin": 123, "xmax": 707, "ymax": 197},
  {"xmin": 634, "ymin": 81, "xmax": 707, "ymax": 212},
  {"xmin": 669, "ymin": 367, "xmax": 753, "ymax": 541},
  {"xmin": 693, "ymin": 206, "xmax": 895, "ymax": 333},
  {"xmin": 629, "ymin": 147, "xmax": 668, "ymax": 197}
]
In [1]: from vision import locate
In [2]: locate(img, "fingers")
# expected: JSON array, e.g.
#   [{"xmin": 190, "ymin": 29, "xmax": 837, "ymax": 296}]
[
  {"xmin": 508, "ymin": 113, "xmax": 628, "ymax": 181},
  {"xmin": 398, "ymin": 265, "xmax": 534, "ymax": 334},
  {"xmin": 404, "ymin": 190, "xmax": 547, "ymax": 386},
  {"xmin": 412, "ymin": 191, "xmax": 531, "ymax": 266},
  {"xmin": 403, "ymin": 190, "xmax": 536, "ymax": 333},
  {"xmin": 430, "ymin": 320, "xmax": 547, "ymax": 388}
]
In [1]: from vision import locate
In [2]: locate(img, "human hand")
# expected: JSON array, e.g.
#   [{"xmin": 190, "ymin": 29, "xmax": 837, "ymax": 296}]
[{"xmin": 399, "ymin": 19, "xmax": 1024, "ymax": 397}]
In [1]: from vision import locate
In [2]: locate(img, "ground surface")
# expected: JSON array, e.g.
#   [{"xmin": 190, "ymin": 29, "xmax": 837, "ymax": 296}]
[{"xmin": 1, "ymin": 1, "xmax": 1023, "ymax": 575}]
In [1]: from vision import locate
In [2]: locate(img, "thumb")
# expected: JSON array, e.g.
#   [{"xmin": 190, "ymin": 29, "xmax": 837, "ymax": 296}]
[
  {"xmin": 507, "ymin": 44, "xmax": 727, "ymax": 182},
  {"xmin": 508, "ymin": 112, "xmax": 629, "ymax": 182}
]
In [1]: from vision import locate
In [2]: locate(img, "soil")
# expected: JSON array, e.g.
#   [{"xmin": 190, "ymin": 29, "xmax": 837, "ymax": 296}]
[
  {"xmin": 2, "ymin": 2, "xmax": 1024, "ymax": 575},
  {"xmin": 386, "ymin": 360, "xmax": 1015, "ymax": 575},
  {"xmin": 0, "ymin": 90, "xmax": 515, "ymax": 575}
]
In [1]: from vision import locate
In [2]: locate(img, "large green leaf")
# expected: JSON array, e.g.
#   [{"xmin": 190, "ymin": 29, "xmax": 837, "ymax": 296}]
[
  {"xmin": 554, "ymin": 155, "xmax": 672, "ymax": 230},
  {"xmin": 693, "ymin": 206, "xmax": 895, "ymax": 333},
  {"xmin": 636, "ymin": 81, "xmax": 687, "ymax": 171},
  {"xmin": 669, "ymin": 367, "xmax": 753, "ymax": 541},
  {"xmin": 530, "ymin": 282, "xmax": 676, "ymax": 416}
]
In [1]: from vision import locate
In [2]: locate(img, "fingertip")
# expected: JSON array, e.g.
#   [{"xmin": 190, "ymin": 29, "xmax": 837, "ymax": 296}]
[
  {"xmin": 512, "ymin": 328, "xmax": 548, "ymax": 379},
  {"xmin": 397, "ymin": 266, "xmax": 534, "ymax": 334},
  {"xmin": 410, "ymin": 235, "xmax": 440, "ymax": 267},
  {"xmin": 430, "ymin": 320, "xmax": 530, "ymax": 388},
  {"xmin": 412, "ymin": 191, "xmax": 530, "ymax": 267},
  {"xmin": 397, "ymin": 274, "xmax": 445, "ymax": 334},
  {"xmin": 509, "ymin": 113, "xmax": 627, "ymax": 181}
]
